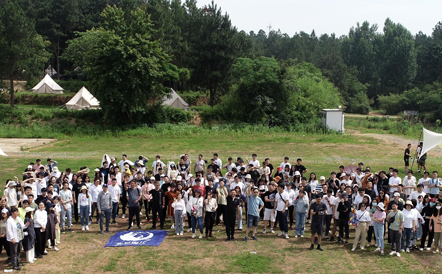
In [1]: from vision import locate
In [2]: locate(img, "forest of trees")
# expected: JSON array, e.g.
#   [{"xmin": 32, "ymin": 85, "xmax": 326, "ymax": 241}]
[{"xmin": 1, "ymin": 0, "xmax": 441, "ymax": 124}]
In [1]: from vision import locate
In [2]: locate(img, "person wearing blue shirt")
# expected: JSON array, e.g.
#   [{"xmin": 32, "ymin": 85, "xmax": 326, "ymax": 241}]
[
  {"xmin": 244, "ymin": 186, "xmax": 264, "ymax": 242},
  {"xmin": 428, "ymin": 171, "xmax": 442, "ymax": 198}
]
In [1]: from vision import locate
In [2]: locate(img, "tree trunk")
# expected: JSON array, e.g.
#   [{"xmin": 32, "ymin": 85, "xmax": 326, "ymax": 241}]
[
  {"xmin": 56, "ymin": 36, "xmax": 60, "ymax": 80},
  {"xmin": 9, "ymin": 73, "xmax": 14, "ymax": 108},
  {"xmin": 209, "ymin": 88, "xmax": 214, "ymax": 107}
]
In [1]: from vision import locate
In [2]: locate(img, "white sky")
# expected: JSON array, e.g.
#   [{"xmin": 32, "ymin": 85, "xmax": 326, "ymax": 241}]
[{"xmin": 201, "ymin": 0, "xmax": 441, "ymax": 36}]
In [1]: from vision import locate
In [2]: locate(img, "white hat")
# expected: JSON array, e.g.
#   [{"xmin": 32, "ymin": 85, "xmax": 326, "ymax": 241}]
[
  {"xmin": 27, "ymin": 165, "xmax": 33, "ymax": 169},
  {"xmin": 160, "ymin": 174, "xmax": 165, "ymax": 177},
  {"xmin": 9, "ymin": 182, "xmax": 17, "ymax": 187},
  {"xmin": 1, "ymin": 209, "xmax": 8, "ymax": 214},
  {"xmin": 340, "ymin": 173, "xmax": 346, "ymax": 178},
  {"xmin": 405, "ymin": 200, "xmax": 413, "ymax": 206},
  {"xmin": 319, "ymin": 176, "xmax": 326, "ymax": 181},
  {"xmin": 188, "ymin": 174, "xmax": 193, "ymax": 178},
  {"xmin": 94, "ymin": 168, "xmax": 100, "ymax": 172},
  {"xmin": 294, "ymin": 171, "xmax": 301, "ymax": 176},
  {"xmin": 351, "ymin": 173, "xmax": 356, "ymax": 177},
  {"xmin": 245, "ymin": 174, "xmax": 252, "ymax": 179},
  {"xmin": 150, "ymin": 177, "xmax": 155, "ymax": 181},
  {"xmin": 52, "ymin": 167, "xmax": 59, "ymax": 172},
  {"xmin": 25, "ymin": 207, "xmax": 34, "ymax": 213},
  {"xmin": 394, "ymin": 192, "xmax": 400, "ymax": 197},
  {"xmin": 176, "ymin": 176, "xmax": 182, "ymax": 181},
  {"xmin": 377, "ymin": 202, "xmax": 385, "ymax": 211}
]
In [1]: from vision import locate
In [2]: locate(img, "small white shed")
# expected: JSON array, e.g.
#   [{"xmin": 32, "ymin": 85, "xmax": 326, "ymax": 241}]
[{"xmin": 322, "ymin": 109, "xmax": 344, "ymax": 132}]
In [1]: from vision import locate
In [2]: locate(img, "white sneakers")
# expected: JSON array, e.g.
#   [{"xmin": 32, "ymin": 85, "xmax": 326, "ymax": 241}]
[
  {"xmin": 300, "ymin": 235, "xmax": 304, "ymax": 238},
  {"xmin": 278, "ymin": 232, "xmax": 283, "ymax": 237},
  {"xmin": 86, "ymin": 226, "xmax": 89, "ymax": 231},
  {"xmin": 406, "ymin": 248, "xmax": 410, "ymax": 253},
  {"xmin": 263, "ymin": 229, "xmax": 267, "ymax": 234},
  {"xmin": 351, "ymin": 248, "xmax": 356, "ymax": 252},
  {"xmin": 171, "ymin": 224, "xmax": 175, "ymax": 229},
  {"xmin": 198, "ymin": 234, "xmax": 203, "ymax": 239},
  {"xmin": 295, "ymin": 235, "xmax": 298, "ymax": 238},
  {"xmin": 81, "ymin": 226, "xmax": 85, "ymax": 231},
  {"xmin": 270, "ymin": 229, "xmax": 275, "ymax": 234},
  {"xmin": 374, "ymin": 247, "xmax": 381, "ymax": 252},
  {"xmin": 192, "ymin": 233, "xmax": 196, "ymax": 238},
  {"xmin": 285, "ymin": 234, "xmax": 289, "ymax": 239},
  {"xmin": 360, "ymin": 247, "xmax": 364, "ymax": 250},
  {"xmin": 179, "ymin": 232, "xmax": 183, "ymax": 236},
  {"xmin": 176, "ymin": 233, "xmax": 179, "ymax": 236},
  {"xmin": 187, "ymin": 228, "xmax": 192, "ymax": 232},
  {"xmin": 53, "ymin": 247, "xmax": 59, "ymax": 252},
  {"xmin": 122, "ymin": 214, "xmax": 126, "ymax": 219},
  {"xmin": 396, "ymin": 252, "xmax": 401, "ymax": 257},
  {"xmin": 389, "ymin": 251, "xmax": 396, "ymax": 256}
]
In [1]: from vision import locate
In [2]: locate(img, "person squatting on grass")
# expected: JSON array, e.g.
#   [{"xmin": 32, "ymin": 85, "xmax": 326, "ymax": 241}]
[{"xmin": 2, "ymin": 153, "xmax": 442, "ymax": 270}]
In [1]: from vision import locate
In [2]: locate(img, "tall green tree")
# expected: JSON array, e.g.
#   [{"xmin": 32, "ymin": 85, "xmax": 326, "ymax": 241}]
[
  {"xmin": 0, "ymin": 0, "xmax": 50, "ymax": 107},
  {"xmin": 63, "ymin": 5, "xmax": 177, "ymax": 122}
]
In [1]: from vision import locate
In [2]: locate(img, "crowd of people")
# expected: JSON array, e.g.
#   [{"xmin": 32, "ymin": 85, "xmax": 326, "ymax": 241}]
[{"xmin": 1, "ymin": 151, "xmax": 442, "ymax": 270}]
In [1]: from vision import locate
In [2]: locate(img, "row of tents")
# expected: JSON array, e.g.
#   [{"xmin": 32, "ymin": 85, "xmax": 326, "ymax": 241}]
[{"xmin": 31, "ymin": 74, "xmax": 189, "ymax": 110}]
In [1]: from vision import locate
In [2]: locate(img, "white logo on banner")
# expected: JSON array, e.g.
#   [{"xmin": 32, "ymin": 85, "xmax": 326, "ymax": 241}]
[{"xmin": 120, "ymin": 231, "xmax": 154, "ymax": 242}]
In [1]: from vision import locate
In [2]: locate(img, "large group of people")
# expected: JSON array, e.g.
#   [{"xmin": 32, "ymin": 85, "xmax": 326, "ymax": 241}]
[{"xmin": 1, "ymin": 150, "xmax": 442, "ymax": 270}]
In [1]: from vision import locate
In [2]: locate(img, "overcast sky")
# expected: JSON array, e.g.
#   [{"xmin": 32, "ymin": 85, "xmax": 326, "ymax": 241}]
[{"xmin": 202, "ymin": 0, "xmax": 441, "ymax": 37}]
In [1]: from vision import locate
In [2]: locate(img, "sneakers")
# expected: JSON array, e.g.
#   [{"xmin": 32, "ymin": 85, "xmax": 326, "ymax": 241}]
[
  {"xmin": 295, "ymin": 235, "xmax": 298, "ymax": 238},
  {"xmin": 285, "ymin": 233, "xmax": 289, "ymax": 239},
  {"xmin": 106, "ymin": 230, "xmax": 112, "ymax": 234},
  {"xmin": 419, "ymin": 248, "xmax": 423, "ymax": 251},
  {"xmin": 406, "ymin": 248, "xmax": 410, "ymax": 253},
  {"xmin": 400, "ymin": 249, "xmax": 405, "ymax": 252},
  {"xmin": 309, "ymin": 244, "xmax": 314, "ymax": 250},
  {"xmin": 225, "ymin": 238, "xmax": 230, "ymax": 242},
  {"xmin": 127, "ymin": 226, "xmax": 132, "ymax": 231},
  {"xmin": 317, "ymin": 245, "xmax": 323, "ymax": 251},
  {"xmin": 187, "ymin": 228, "xmax": 192, "ymax": 233},
  {"xmin": 171, "ymin": 224, "xmax": 175, "ymax": 229},
  {"xmin": 53, "ymin": 247, "xmax": 59, "ymax": 252},
  {"xmin": 433, "ymin": 249, "xmax": 440, "ymax": 254},
  {"xmin": 122, "ymin": 214, "xmax": 126, "ymax": 219},
  {"xmin": 263, "ymin": 228, "xmax": 267, "ymax": 234},
  {"xmin": 351, "ymin": 248, "xmax": 356, "ymax": 252},
  {"xmin": 82, "ymin": 226, "xmax": 85, "ymax": 231},
  {"xmin": 300, "ymin": 235, "xmax": 304, "ymax": 238},
  {"xmin": 330, "ymin": 236, "xmax": 335, "ymax": 241},
  {"xmin": 381, "ymin": 251, "xmax": 384, "ymax": 256},
  {"xmin": 68, "ymin": 228, "xmax": 73, "ymax": 232},
  {"xmin": 360, "ymin": 247, "xmax": 364, "ymax": 250},
  {"xmin": 180, "ymin": 232, "xmax": 183, "ymax": 236},
  {"xmin": 389, "ymin": 251, "xmax": 396, "ymax": 256},
  {"xmin": 100, "ymin": 231, "xmax": 104, "ymax": 234},
  {"xmin": 374, "ymin": 247, "xmax": 381, "ymax": 252},
  {"xmin": 176, "ymin": 233, "xmax": 179, "ymax": 236},
  {"xmin": 426, "ymin": 247, "xmax": 431, "ymax": 251},
  {"xmin": 252, "ymin": 236, "xmax": 258, "ymax": 241},
  {"xmin": 270, "ymin": 229, "xmax": 275, "ymax": 234},
  {"xmin": 192, "ymin": 233, "xmax": 196, "ymax": 238},
  {"xmin": 198, "ymin": 234, "xmax": 203, "ymax": 239},
  {"xmin": 245, "ymin": 237, "xmax": 248, "ymax": 242},
  {"xmin": 278, "ymin": 231, "xmax": 283, "ymax": 237},
  {"xmin": 137, "ymin": 226, "xmax": 142, "ymax": 230},
  {"xmin": 86, "ymin": 226, "xmax": 89, "ymax": 231},
  {"xmin": 344, "ymin": 241, "xmax": 348, "ymax": 246},
  {"xmin": 396, "ymin": 252, "xmax": 401, "ymax": 257}
]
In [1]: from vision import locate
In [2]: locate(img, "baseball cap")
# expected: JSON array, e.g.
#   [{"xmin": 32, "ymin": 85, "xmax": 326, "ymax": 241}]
[
  {"xmin": 102, "ymin": 184, "xmax": 108, "ymax": 188},
  {"xmin": 393, "ymin": 192, "xmax": 400, "ymax": 197}
]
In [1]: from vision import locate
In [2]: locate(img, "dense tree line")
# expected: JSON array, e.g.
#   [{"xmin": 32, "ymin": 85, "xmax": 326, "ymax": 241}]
[{"xmin": 1, "ymin": 0, "xmax": 442, "ymax": 123}]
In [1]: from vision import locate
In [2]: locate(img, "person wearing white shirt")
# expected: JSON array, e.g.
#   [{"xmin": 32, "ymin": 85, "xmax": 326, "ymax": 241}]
[
  {"xmin": 151, "ymin": 155, "xmax": 166, "ymax": 175},
  {"xmin": 388, "ymin": 169, "xmax": 401, "ymax": 197},
  {"xmin": 248, "ymin": 154, "xmax": 260, "ymax": 170},
  {"xmin": 190, "ymin": 190, "xmax": 204, "ymax": 238},
  {"xmin": 36, "ymin": 175, "xmax": 48, "ymax": 196},
  {"xmin": 230, "ymin": 177, "xmax": 245, "ymax": 195},
  {"xmin": 418, "ymin": 171, "xmax": 431, "ymax": 193},
  {"xmin": 89, "ymin": 179, "xmax": 102, "ymax": 224},
  {"xmin": 351, "ymin": 203, "xmax": 371, "ymax": 251},
  {"xmin": 172, "ymin": 192, "xmax": 186, "ymax": 235},
  {"xmin": 275, "ymin": 184, "xmax": 290, "ymax": 239},
  {"xmin": 223, "ymin": 157, "xmax": 236, "ymax": 174},
  {"xmin": 6, "ymin": 208, "xmax": 28, "ymax": 270},
  {"xmin": 322, "ymin": 189, "xmax": 335, "ymax": 239},
  {"xmin": 355, "ymin": 169, "xmax": 365, "ymax": 188},
  {"xmin": 403, "ymin": 171, "xmax": 417, "ymax": 196},
  {"xmin": 353, "ymin": 189, "xmax": 365, "ymax": 207},
  {"xmin": 280, "ymin": 157, "xmax": 291, "ymax": 171},
  {"xmin": 33, "ymin": 202, "xmax": 47, "ymax": 258},
  {"xmin": 108, "ymin": 179, "xmax": 121, "ymax": 223},
  {"xmin": 285, "ymin": 184, "xmax": 297, "ymax": 229},
  {"xmin": 401, "ymin": 201, "xmax": 418, "ymax": 252},
  {"xmin": 118, "ymin": 154, "xmax": 130, "ymax": 173},
  {"xmin": 204, "ymin": 192, "xmax": 218, "ymax": 238},
  {"xmin": 213, "ymin": 153, "xmax": 222, "ymax": 170},
  {"xmin": 4, "ymin": 182, "xmax": 18, "ymax": 208},
  {"xmin": 409, "ymin": 184, "xmax": 425, "ymax": 201}
]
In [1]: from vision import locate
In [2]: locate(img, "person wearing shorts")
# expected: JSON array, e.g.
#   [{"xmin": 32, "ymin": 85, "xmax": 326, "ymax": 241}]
[
  {"xmin": 309, "ymin": 193, "xmax": 327, "ymax": 251},
  {"xmin": 245, "ymin": 187, "xmax": 264, "ymax": 242},
  {"xmin": 263, "ymin": 182, "xmax": 276, "ymax": 234}
]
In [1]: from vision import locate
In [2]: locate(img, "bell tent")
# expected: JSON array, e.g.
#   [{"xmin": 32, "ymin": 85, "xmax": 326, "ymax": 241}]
[
  {"xmin": 66, "ymin": 86, "xmax": 100, "ymax": 110},
  {"xmin": 32, "ymin": 74, "xmax": 64, "ymax": 94}
]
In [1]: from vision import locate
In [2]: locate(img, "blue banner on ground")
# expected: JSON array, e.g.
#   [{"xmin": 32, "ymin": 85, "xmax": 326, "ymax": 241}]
[{"xmin": 104, "ymin": 230, "xmax": 168, "ymax": 247}]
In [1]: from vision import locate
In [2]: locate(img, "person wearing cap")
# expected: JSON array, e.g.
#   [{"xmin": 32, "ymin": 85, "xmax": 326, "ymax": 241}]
[
  {"xmin": 351, "ymin": 202, "xmax": 371, "ymax": 251},
  {"xmin": 7, "ymin": 207, "xmax": 28, "ymax": 270},
  {"xmin": 309, "ymin": 193, "xmax": 326, "ymax": 251},
  {"xmin": 0, "ymin": 208, "xmax": 11, "ymax": 264},
  {"xmin": 401, "ymin": 200, "xmax": 418, "ymax": 253},
  {"xmin": 22, "ymin": 207, "xmax": 35, "ymax": 263},
  {"xmin": 420, "ymin": 196, "xmax": 436, "ymax": 251},
  {"xmin": 387, "ymin": 201, "xmax": 405, "ymax": 257},
  {"xmin": 167, "ymin": 161, "xmax": 179, "ymax": 180},
  {"xmin": 337, "ymin": 192, "xmax": 351, "ymax": 245},
  {"xmin": 4, "ymin": 180, "xmax": 18, "ymax": 208},
  {"xmin": 97, "ymin": 183, "xmax": 112, "ymax": 234},
  {"xmin": 372, "ymin": 202, "xmax": 387, "ymax": 255},
  {"xmin": 135, "ymin": 155, "xmax": 149, "ymax": 168},
  {"xmin": 291, "ymin": 169, "xmax": 301, "ymax": 188},
  {"xmin": 78, "ymin": 185, "xmax": 91, "ymax": 231}
]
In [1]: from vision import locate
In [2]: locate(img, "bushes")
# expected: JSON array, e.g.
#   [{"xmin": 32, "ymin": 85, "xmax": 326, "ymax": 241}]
[
  {"xmin": 178, "ymin": 90, "xmax": 206, "ymax": 106},
  {"xmin": 56, "ymin": 80, "xmax": 90, "ymax": 93}
]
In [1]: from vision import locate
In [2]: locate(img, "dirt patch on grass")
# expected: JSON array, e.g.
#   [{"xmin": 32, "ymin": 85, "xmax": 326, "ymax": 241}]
[{"xmin": 0, "ymin": 138, "xmax": 55, "ymax": 154}]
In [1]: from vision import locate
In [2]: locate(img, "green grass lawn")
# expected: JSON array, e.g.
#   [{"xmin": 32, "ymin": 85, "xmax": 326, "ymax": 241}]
[{"xmin": 1, "ymin": 124, "xmax": 442, "ymax": 273}]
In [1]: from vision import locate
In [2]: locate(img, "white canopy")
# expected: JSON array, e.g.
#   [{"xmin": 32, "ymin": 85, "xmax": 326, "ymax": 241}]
[
  {"xmin": 32, "ymin": 74, "xmax": 64, "ymax": 94},
  {"xmin": 45, "ymin": 65, "xmax": 57, "ymax": 77},
  {"xmin": 0, "ymin": 147, "xmax": 7, "ymax": 157},
  {"xmin": 66, "ymin": 86, "xmax": 100, "ymax": 110},
  {"xmin": 162, "ymin": 89, "xmax": 189, "ymax": 110},
  {"xmin": 420, "ymin": 128, "xmax": 442, "ymax": 158}
]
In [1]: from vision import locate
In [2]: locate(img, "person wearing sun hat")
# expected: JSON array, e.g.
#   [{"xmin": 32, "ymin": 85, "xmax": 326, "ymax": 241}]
[
  {"xmin": 373, "ymin": 202, "xmax": 387, "ymax": 255},
  {"xmin": 401, "ymin": 200, "xmax": 418, "ymax": 253}
]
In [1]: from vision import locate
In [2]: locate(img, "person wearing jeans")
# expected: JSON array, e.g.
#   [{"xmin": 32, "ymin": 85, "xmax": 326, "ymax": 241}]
[
  {"xmin": 59, "ymin": 182, "xmax": 73, "ymax": 232},
  {"xmin": 275, "ymin": 183, "xmax": 289, "ymax": 239},
  {"xmin": 387, "ymin": 202, "xmax": 404, "ymax": 257},
  {"xmin": 6, "ymin": 207, "xmax": 27, "ymax": 271},
  {"xmin": 172, "ymin": 192, "xmax": 186, "ymax": 235},
  {"xmin": 373, "ymin": 202, "xmax": 387, "ymax": 255},
  {"xmin": 108, "ymin": 179, "xmax": 121, "ymax": 223},
  {"xmin": 97, "ymin": 184, "xmax": 112, "ymax": 233},
  {"xmin": 190, "ymin": 190, "xmax": 204, "ymax": 238},
  {"xmin": 401, "ymin": 201, "xmax": 417, "ymax": 252},
  {"xmin": 78, "ymin": 186, "xmax": 91, "ymax": 230},
  {"xmin": 294, "ymin": 191, "xmax": 309, "ymax": 237}
]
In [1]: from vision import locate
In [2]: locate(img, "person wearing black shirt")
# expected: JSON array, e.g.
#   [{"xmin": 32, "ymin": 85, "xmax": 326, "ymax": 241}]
[
  {"xmin": 36, "ymin": 188, "xmax": 49, "ymax": 205},
  {"xmin": 294, "ymin": 158, "xmax": 308, "ymax": 175},
  {"xmin": 205, "ymin": 179, "xmax": 217, "ymax": 199},
  {"xmin": 404, "ymin": 143, "xmax": 411, "ymax": 172},
  {"xmin": 248, "ymin": 165, "xmax": 260, "ymax": 186},
  {"xmin": 225, "ymin": 189, "xmax": 240, "ymax": 241},
  {"xmin": 265, "ymin": 158, "xmax": 274, "ymax": 181},
  {"xmin": 263, "ymin": 183, "xmax": 277, "ymax": 233},
  {"xmin": 149, "ymin": 181, "xmax": 165, "ymax": 229},
  {"xmin": 207, "ymin": 159, "xmax": 220, "ymax": 174},
  {"xmin": 309, "ymin": 193, "xmax": 327, "ymax": 251},
  {"xmin": 337, "ymin": 192, "xmax": 351, "ymax": 245},
  {"xmin": 336, "ymin": 165, "xmax": 345, "ymax": 180},
  {"xmin": 72, "ymin": 177, "xmax": 86, "ymax": 223}
]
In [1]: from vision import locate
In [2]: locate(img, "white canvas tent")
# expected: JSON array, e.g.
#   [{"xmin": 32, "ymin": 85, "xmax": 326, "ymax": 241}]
[
  {"xmin": 66, "ymin": 86, "xmax": 100, "ymax": 110},
  {"xmin": 419, "ymin": 128, "xmax": 442, "ymax": 158},
  {"xmin": 162, "ymin": 89, "xmax": 189, "ymax": 110},
  {"xmin": 32, "ymin": 74, "xmax": 64, "ymax": 94},
  {"xmin": 0, "ymin": 147, "xmax": 7, "ymax": 157},
  {"xmin": 44, "ymin": 65, "xmax": 57, "ymax": 77}
]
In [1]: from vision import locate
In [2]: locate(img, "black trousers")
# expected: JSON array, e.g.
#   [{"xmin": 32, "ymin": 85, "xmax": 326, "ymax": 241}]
[
  {"xmin": 205, "ymin": 212, "xmax": 215, "ymax": 234},
  {"xmin": 121, "ymin": 198, "xmax": 128, "ymax": 215},
  {"xmin": 0, "ymin": 237, "xmax": 10, "ymax": 258},
  {"xmin": 216, "ymin": 204, "xmax": 226, "ymax": 225},
  {"xmin": 128, "ymin": 206, "xmax": 140, "ymax": 227},
  {"xmin": 420, "ymin": 219, "xmax": 434, "ymax": 248},
  {"xmin": 187, "ymin": 212, "xmax": 192, "ymax": 228},
  {"xmin": 225, "ymin": 213, "xmax": 236, "ymax": 238},
  {"xmin": 391, "ymin": 229, "xmax": 401, "ymax": 251},
  {"xmin": 288, "ymin": 205, "xmax": 295, "ymax": 227},
  {"xmin": 91, "ymin": 202, "xmax": 98, "ymax": 221},
  {"xmin": 367, "ymin": 225, "xmax": 376, "ymax": 243},
  {"xmin": 9, "ymin": 242, "xmax": 20, "ymax": 267},
  {"xmin": 34, "ymin": 227, "xmax": 46, "ymax": 256},
  {"xmin": 74, "ymin": 202, "xmax": 79, "ymax": 222},
  {"xmin": 151, "ymin": 206, "xmax": 165, "ymax": 229},
  {"xmin": 143, "ymin": 200, "xmax": 150, "ymax": 219},
  {"xmin": 338, "ymin": 218, "xmax": 349, "ymax": 240}
]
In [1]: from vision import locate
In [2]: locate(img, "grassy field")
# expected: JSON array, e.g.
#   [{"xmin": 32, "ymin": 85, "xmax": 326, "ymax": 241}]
[{"xmin": 0, "ymin": 119, "xmax": 442, "ymax": 273}]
